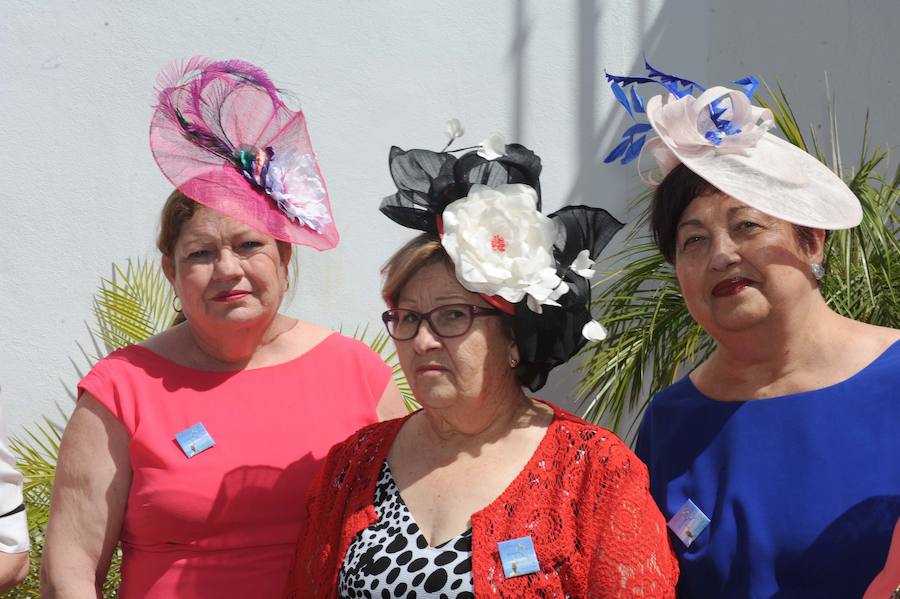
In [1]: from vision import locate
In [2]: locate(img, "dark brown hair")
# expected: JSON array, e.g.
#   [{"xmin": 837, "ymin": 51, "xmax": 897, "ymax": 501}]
[
  {"xmin": 651, "ymin": 164, "xmax": 821, "ymax": 264},
  {"xmin": 157, "ymin": 189, "xmax": 199, "ymax": 257},
  {"xmin": 651, "ymin": 164, "xmax": 718, "ymax": 264},
  {"xmin": 157, "ymin": 189, "xmax": 293, "ymax": 261}
]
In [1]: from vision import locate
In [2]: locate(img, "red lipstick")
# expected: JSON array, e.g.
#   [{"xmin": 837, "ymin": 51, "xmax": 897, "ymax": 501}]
[
  {"xmin": 212, "ymin": 290, "xmax": 250, "ymax": 302},
  {"xmin": 712, "ymin": 278, "xmax": 753, "ymax": 298}
]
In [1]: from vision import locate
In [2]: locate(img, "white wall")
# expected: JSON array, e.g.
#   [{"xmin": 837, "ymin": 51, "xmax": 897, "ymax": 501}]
[
  {"xmin": 708, "ymin": 0, "xmax": 900, "ymax": 170},
  {"xmin": 1, "ymin": 0, "xmax": 893, "ymax": 436}
]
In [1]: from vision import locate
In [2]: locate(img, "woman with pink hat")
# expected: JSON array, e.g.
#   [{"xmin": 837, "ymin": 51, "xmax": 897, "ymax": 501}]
[
  {"xmin": 606, "ymin": 62, "xmax": 900, "ymax": 598},
  {"xmin": 40, "ymin": 58, "xmax": 406, "ymax": 598}
]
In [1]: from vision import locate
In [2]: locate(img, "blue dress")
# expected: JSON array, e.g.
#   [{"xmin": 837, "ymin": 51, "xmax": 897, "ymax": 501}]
[{"xmin": 635, "ymin": 341, "xmax": 900, "ymax": 598}]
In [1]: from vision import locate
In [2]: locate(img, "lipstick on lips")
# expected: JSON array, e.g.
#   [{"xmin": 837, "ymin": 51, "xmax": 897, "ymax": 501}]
[
  {"xmin": 711, "ymin": 277, "xmax": 753, "ymax": 298},
  {"xmin": 212, "ymin": 290, "xmax": 250, "ymax": 302}
]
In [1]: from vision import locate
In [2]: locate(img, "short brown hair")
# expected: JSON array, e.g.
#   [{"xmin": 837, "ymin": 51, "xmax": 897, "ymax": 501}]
[
  {"xmin": 651, "ymin": 164, "xmax": 822, "ymax": 263},
  {"xmin": 381, "ymin": 233, "xmax": 452, "ymax": 307},
  {"xmin": 157, "ymin": 189, "xmax": 199, "ymax": 257},
  {"xmin": 651, "ymin": 164, "xmax": 719, "ymax": 264}
]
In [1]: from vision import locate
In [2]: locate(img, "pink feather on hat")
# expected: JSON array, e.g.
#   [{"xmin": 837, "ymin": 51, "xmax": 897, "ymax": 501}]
[{"xmin": 149, "ymin": 57, "xmax": 339, "ymax": 250}]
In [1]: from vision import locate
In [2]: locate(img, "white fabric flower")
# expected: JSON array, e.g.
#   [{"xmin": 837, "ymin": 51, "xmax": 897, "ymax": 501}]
[
  {"xmin": 569, "ymin": 249, "xmax": 596, "ymax": 278},
  {"xmin": 581, "ymin": 320, "xmax": 608, "ymax": 341},
  {"xmin": 647, "ymin": 86, "xmax": 774, "ymax": 177},
  {"xmin": 441, "ymin": 183, "xmax": 567, "ymax": 313},
  {"xmin": 265, "ymin": 151, "xmax": 332, "ymax": 232},
  {"xmin": 445, "ymin": 118, "xmax": 465, "ymax": 140},
  {"xmin": 478, "ymin": 132, "xmax": 507, "ymax": 160}
]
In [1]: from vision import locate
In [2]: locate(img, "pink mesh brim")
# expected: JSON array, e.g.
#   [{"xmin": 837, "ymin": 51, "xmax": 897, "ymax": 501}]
[{"xmin": 150, "ymin": 80, "xmax": 339, "ymax": 249}]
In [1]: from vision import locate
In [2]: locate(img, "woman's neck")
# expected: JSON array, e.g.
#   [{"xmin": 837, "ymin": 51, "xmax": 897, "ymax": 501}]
[
  {"xmin": 419, "ymin": 387, "xmax": 543, "ymax": 453},
  {"xmin": 697, "ymin": 297, "xmax": 858, "ymax": 399},
  {"xmin": 183, "ymin": 313, "xmax": 294, "ymax": 369}
]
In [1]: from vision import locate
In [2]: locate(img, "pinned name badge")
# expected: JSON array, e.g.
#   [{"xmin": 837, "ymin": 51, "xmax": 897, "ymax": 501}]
[
  {"xmin": 668, "ymin": 499, "xmax": 710, "ymax": 548},
  {"xmin": 175, "ymin": 423, "xmax": 215, "ymax": 458},
  {"xmin": 497, "ymin": 536, "xmax": 539, "ymax": 578}
]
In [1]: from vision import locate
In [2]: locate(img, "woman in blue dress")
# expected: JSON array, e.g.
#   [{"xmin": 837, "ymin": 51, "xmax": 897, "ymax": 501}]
[{"xmin": 605, "ymin": 63, "xmax": 900, "ymax": 597}]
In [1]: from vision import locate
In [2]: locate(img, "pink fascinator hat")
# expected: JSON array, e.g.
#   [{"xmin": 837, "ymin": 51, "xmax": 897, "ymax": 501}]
[
  {"xmin": 604, "ymin": 60, "xmax": 862, "ymax": 230},
  {"xmin": 150, "ymin": 57, "xmax": 339, "ymax": 249}
]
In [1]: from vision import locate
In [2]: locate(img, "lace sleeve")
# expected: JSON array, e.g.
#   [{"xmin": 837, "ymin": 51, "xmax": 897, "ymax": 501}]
[{"xmin": 588, "ymin": 448, "xmax": 678, "ymax": 598}]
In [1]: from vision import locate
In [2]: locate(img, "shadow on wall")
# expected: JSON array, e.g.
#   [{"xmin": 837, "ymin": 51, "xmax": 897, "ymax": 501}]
[
  {"xmin": 507, "ymin": 0, "xmax": 705, "ymax": 211},
  {"xmin": 505, "ymin": 0, "xmax": 704, "ymax": 427}
]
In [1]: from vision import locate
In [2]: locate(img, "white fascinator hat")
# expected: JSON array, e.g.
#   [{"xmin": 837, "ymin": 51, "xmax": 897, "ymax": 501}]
[{"xmin": 604, "ymin": 61, "xmax": 862, "ymax": 230}]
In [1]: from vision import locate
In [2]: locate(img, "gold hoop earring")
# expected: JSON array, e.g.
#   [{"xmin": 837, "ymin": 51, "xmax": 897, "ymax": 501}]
[{"xmin": 172, "ymin": 295, "xmax": 183, "ymax": 313}]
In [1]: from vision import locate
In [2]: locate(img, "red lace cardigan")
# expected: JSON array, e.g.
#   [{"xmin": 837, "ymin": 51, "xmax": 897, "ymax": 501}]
[{"xmin": 285, "ymin": 403, "xmax": 677, "ymax": 598}]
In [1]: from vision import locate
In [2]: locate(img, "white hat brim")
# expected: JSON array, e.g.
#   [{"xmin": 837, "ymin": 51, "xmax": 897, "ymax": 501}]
[{"xmin": 647, "ymin": 96, "xmax": 862, "ymax": 230}]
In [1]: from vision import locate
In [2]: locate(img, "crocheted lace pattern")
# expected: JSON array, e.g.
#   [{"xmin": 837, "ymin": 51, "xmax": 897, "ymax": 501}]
[{"xmin": 286, "ymin": 407, "xmax": 677, "ymax": 598}]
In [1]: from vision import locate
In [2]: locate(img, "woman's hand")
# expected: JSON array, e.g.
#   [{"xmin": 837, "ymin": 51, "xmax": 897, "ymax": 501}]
[
  {"xmin": 0, "ymin": 551, "xmax": 28, "ymax": 592},
  {"xmin": 41, "ymin": 394, "xmax": 131, "ymax": 598}
]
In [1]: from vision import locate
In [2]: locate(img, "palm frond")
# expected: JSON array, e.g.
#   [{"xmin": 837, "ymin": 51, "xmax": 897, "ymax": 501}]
[{"xmin": 92, "ymin": 258, "xmax": 176, "ymax": 357}]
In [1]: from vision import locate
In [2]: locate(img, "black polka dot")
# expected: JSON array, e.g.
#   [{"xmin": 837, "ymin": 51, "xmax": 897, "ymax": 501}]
[
  {"xmin": 423, "ymin": 569, "xmax": 448, "ymax": 592},
  {"xmin": 406, "ymin": 557, "xmax": 428, "ymax": 572},
  {"xmin": 385, "ymin": 535, "xmax": 407, "ymax": 553},
  {"xmin": 434, "ymin": 551, "xmax": 456, "ymax": 566},
  {"xmin": 453, "ymin": 557, "xmax": 472, "ymax": 575},
  {"xmin": 338, "ymin": 462, "xmax": 474, "ymax": 597}
]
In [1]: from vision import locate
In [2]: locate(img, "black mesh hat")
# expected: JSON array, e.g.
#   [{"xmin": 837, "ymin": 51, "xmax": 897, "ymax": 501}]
[{"xmin": 380, "ymin": 131, "xmax": 624, "ymax": 391}]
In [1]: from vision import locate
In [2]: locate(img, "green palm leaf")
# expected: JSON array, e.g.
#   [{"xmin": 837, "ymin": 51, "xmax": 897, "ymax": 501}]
[{"xmin": 92, "ymin": 258, "xmax": 177, "ymax": 355}]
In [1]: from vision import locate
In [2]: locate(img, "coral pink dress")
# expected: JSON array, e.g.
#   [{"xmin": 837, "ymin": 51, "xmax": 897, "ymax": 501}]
[{"xmin": 78, "ymin": 333, "xmax": 391, "ymax": 598}]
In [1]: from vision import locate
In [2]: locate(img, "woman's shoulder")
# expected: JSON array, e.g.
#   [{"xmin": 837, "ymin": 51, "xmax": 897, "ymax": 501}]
[
  {"xmin": 546, "ymin": 405, "xmax": 639, "ymax": 469},
  {"xmin": 328, "ymin": 415, "xmax": 408, "ymax": 460},
  {"xmin": 87, "ymin": 344, "xmax": 160, "ymax": 375}
]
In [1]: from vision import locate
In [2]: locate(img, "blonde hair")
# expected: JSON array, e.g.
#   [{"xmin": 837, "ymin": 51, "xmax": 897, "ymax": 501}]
[{"xmin": 381, "ymin": 233, "xmax": 452, "ymax": 307}]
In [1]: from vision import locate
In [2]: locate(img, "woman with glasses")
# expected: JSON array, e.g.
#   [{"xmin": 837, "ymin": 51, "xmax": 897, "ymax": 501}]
[{"xmin": 285, "ymin": 135, "xmax": 678, "ymax": 598}]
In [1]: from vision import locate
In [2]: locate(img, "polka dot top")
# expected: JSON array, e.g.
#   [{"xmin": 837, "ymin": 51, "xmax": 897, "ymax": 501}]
[{"xmin": 338, "ymin": 461, "xmax": 475, "ymax": 599}]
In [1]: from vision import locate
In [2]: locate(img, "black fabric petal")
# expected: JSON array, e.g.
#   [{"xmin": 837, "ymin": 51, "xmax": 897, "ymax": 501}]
[
  {"xmin": 550, "ymin": 206, "xmax": 625, "ymax": 267},
  {"xmin": 380, "ymin": 143, "xmax": 624, "ymax": 391},
  {"xmin": 514, "ymin": 207, "xmax": 624, "ymax": 391}
]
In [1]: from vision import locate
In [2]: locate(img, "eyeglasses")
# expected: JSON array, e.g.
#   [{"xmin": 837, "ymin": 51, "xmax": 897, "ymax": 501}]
[{"xmin": 381, "ymin": 304, "xmax": 503, "ymax": 340}]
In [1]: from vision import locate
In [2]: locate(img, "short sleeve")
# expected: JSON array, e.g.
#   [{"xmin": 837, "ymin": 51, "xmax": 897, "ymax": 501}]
[
  {"xmin": 341, "ymin": 336, "xmax": 393, "ymax": 409},
  {"xmin": 77, "ymin": 351, "xmax": 138, "ymax": 434},
  {"xmin": 0, "ymin": 409, "xmax": 28, "ymax": 553}
]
